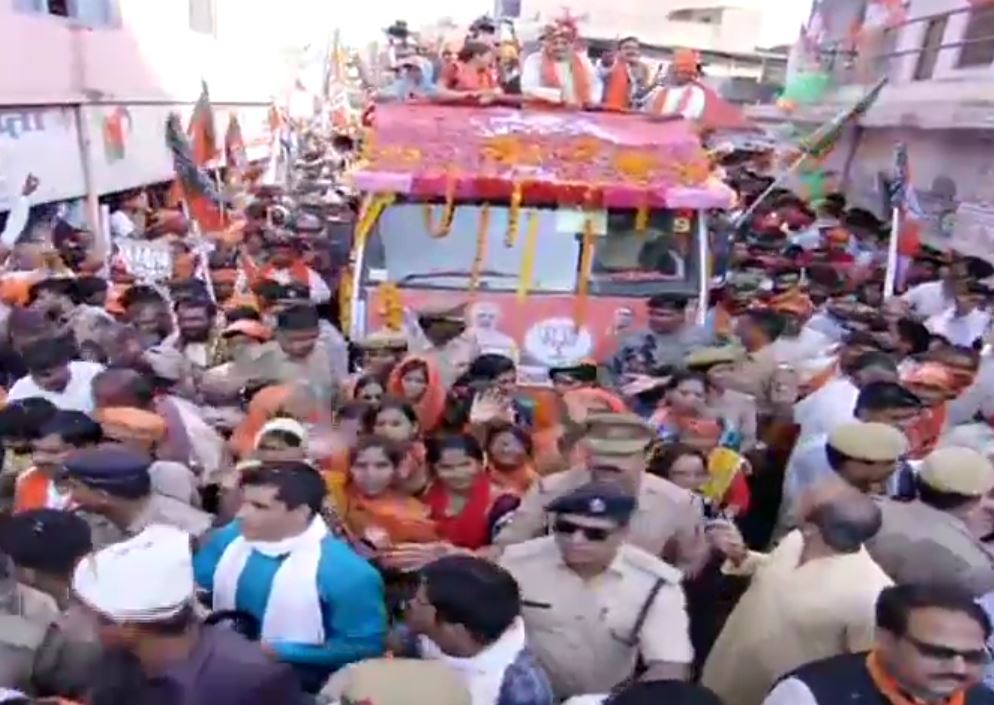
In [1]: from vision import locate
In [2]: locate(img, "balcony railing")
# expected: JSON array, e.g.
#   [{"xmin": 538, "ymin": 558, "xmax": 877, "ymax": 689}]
[{"xmin": 812, "ymin": 4, "xmax": 994, "ymax": 87}]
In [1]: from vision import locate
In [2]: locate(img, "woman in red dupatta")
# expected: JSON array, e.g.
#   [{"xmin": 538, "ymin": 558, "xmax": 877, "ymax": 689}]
[
  {"xmin": 344, "ymin": 435, "xmax": 438, "ymax": 548},
  {"xmin": 423, "ymin": 434, "xmax": 517, "ymax": 549},
  {"xmin": 484, "ymin": 422, "xmax": 538, "ymax": 497},
  {"xmin": 387, "ymin": 356, "xmax": 447, "ymax": 435}
]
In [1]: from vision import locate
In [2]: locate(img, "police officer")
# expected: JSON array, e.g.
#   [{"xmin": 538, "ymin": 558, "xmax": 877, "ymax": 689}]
[
  {"xmin": 869, "ymin": 446, "xmax": 994, "ymax": 596},
  {"xmin": 495, "ymin": 413, "xmax": 705, "ymax": 572},
  {"xmin": 499, "ymin": 481, "xmax": 693, "ymax": 699},
  {"xmin": 61, "ymin": 444, "xmax": 213, "ymax": 548},
  {"xmin": 0, "ymin": 516, "xmax": 98, "ymax": 698}
]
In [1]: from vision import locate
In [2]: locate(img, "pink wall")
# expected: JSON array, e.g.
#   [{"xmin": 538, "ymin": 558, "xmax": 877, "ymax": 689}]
[{"xmin": 0, "ymin": 1, "xmax": 283, "ymax": 106}]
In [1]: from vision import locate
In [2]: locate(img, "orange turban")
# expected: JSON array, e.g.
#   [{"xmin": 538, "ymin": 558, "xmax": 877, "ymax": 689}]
[
  {"xmin": 0, "ymin": 277, "xmax": 33, "ymax": 307},
  {"xmin": 672, "ymin": 49, "xmax": 700, "ymax": 73},
  {"xmin": 95, "ymin": 407, "xmax": 168, "ymax": 444}
]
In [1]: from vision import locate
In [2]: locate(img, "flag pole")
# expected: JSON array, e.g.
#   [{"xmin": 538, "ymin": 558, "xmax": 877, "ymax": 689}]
[
  {"xmin": 883, "ymin": 205, "xmax": 901, "ymax": 300},
  {"xmin": 732, "ymin": 150, "xmax": 809, "ymax": 229}
]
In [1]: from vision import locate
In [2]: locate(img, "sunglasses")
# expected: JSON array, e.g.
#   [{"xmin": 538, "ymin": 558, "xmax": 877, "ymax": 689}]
[
  {"xmin": 553, "ymin": 518, "xmax": 614, "ymax": 542},
  {"xmin": 906, "ymin": 635, "xmax": 992, "ymax": 666}
]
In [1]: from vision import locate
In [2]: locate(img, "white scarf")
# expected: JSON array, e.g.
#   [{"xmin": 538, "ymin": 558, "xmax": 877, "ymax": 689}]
[
  {"xmin": 212, "ymin": 517, "xmax": 328, "ymax": 644},
  {"xmin": 419, "ymin": 617, "xmax": 527, "ymax": 705}
]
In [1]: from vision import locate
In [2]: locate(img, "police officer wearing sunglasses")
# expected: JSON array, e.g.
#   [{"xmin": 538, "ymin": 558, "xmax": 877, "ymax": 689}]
[{"xmin": 498, "ymin": 481, "xmax": 691, "ymax": 701}]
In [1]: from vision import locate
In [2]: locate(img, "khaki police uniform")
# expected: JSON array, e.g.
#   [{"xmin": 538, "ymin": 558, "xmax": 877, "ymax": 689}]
[
  {"xmin": 0, "ymin": 584, "xmax": 98, "ymax": 696},
  {"xmin": 88, "ymin": 494, "xmax": 213, "ymax": 549},
  {"xmin": 495, "ymin": 414, "xmax": 705, "ymax": 570},
  {"xmin": 500, "ymin": 536, "xmax": 691, "ymax": 698},
  {"xmin": 868, "ymin": 447, "xmax": 994, "ymax": 596}
]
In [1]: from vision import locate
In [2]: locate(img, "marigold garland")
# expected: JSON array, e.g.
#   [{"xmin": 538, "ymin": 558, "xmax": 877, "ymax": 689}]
[
  {"xmin": 516, "ymin": 210, "xmax": 540, "ymax": 301},
  {"xmin": 468, "ymin": 204, "xmax": 491, "ymax": 294},
  {"xmin": 422, "ymin": 177, "xmax": 457, "ymax": 238},
  {"xmin": 375, "ymin": 282, "xmax": 404, "ymax": 331},
  {"xmin": 339, "ymin": 193, "xmax": 396, "ymax": 333},
  {"xmin": 634, "ymin": 200, "xmax": 650, "ymax": 233},
  {"xmin": 505, "ymin": 183, "xmax": 523, "ymax": 247}
]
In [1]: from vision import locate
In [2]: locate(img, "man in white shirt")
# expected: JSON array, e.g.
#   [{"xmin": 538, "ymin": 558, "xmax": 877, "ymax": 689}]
[
  {"xmin": 7, "ymin": 337, "xmax": 104, "ymax": 413},
  {"xmin": 925, "ymin": 283, "xmax": 991, "ymax": 348}
]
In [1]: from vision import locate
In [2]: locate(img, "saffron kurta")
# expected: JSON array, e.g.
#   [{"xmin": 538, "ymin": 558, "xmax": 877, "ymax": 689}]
[{"xmin": 701, "ymin": 531, "xmax": 893, "ymax": 705}]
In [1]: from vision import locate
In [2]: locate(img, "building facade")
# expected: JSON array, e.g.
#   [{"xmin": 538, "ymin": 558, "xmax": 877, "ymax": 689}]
[
  {"xmin": 0, "ymin": 0, "xmax": 333, "ymax": 225},
  {"xmin": 782, "ymin": 0, "xmax": 994, "ymax": 255}
]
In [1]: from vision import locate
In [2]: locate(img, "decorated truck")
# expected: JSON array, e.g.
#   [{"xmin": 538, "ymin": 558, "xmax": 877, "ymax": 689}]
[{"xmin": 342, "ymin": 101, "xmax": 735, "ymax": 384}]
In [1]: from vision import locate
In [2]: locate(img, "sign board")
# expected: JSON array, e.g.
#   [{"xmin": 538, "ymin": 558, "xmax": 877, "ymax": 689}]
[
  {"xmin": 116, "ymin": 240, "xmax": 174, "ymax": 283},
  {"xmin": 0, "ymin": 106, "xmax": 86, "ymax": 211},
  {"xmin": 84, "ymin": 103, "xmax": 274, "ymax": 196}
]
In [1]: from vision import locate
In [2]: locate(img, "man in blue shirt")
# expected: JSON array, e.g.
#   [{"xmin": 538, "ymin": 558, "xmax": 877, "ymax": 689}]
[{"xmin": 194, "ymin": 462, "xmax": 386, "ymax": 693}]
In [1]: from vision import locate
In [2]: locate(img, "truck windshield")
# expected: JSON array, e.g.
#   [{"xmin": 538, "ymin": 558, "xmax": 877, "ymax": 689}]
[
  {"xmin": 362, "ymin": 203, "xmax": 699, "ymax": 297},
  {"xmin": 364, "ymin": 203, "xmax": 581, "ymax": 292},
  {"xmin": 589, "ymin": 210, "xmax": 700, "ymax": 297}
]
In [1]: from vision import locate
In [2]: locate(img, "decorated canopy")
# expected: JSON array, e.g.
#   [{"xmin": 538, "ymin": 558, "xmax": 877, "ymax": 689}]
[{"xmin": 354, "ymin": 103, "xmax": 735, "ymax": 210}]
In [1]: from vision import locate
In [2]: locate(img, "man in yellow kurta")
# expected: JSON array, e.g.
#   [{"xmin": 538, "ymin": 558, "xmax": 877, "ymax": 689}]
[{"xmin": 701, "ymin": 484, "xmax": 893, "ymax": 705}]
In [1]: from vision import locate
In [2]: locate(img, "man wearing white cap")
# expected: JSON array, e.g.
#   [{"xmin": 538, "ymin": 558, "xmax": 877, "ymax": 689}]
[{"xmin": 73, "ymin": 524, "xmax": 308, "ymax": 705}]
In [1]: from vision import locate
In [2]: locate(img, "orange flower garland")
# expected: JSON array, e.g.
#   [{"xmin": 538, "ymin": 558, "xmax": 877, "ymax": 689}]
[
  {"xmin": 468, "ymin": 204, "xmax": 491, "ymax": 294},
  {"xmin": 423, "ymin": 178, "xmax": 457, "ymax": 238},
  {"xmin": 505, "ymin": 183, "xmax": 523, "ymax": 247},
  {"xmin": 374, "ymin": 282, "xmax": 405, "ymax": 331},
  {"xmin": 635, "ymin": 201, "xmax": 650, "ymax": 232},
  {"xmin": 339, "ymin": 193, "xmax": 396, "ymax": 333},
  {"xmin": 516, "ymin": 210, "xmax": 540, "ymax": 301}
]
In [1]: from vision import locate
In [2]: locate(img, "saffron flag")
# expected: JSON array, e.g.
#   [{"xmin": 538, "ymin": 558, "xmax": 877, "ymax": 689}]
[
  {"xmin": 189, "ymin": 81, "xmax": 219, "ymax": 166},
  {"xmin": 224, "ymin": 113, "xmax": 247, "ymax": 177},
  {"xmin": 166, "ymin": 112, "xmax": 227, "ymax": 233},
  {"xmin": 889, "ymin": 142, "xmax": 923, "ymax": 257}
]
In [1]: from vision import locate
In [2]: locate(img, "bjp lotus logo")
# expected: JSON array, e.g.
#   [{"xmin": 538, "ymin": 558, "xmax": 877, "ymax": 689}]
[{"xmin": 102, "ymin": 107, "xmax": 132, "ymax": 162}]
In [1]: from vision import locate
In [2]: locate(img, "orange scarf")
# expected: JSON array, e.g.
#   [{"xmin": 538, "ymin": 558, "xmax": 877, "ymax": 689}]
[
  {"xmin": 603, "ymin": 62, "xmax": 631, "ymax": 110},
  {"xmin": 387, "ymin": 356, "xmax": 447, "ymax": 434},
  {"xmin": 713, "ymin": 303, "xmax": 735, "ymax": 340},
  {"xmin": 13, "ymin": 467, "xmax": 50, "ymax": 513},
  {"xmin": 344, "ymin": 489, "xmax": 438, "ymax": 545},
  {"xmin": 866, "ymin": 651, "xmax": 965, "ymax": 705},
  {"xmin": 256, "ymin": 258, "xmax": 311, "ymax": 289},
  {"xmin": 907, "ymin": 403, "xmax": 948, "ymax": 460},
  {"xmin": 487, "ymin": 462, "xmax": 538, "ymax": 497},
  {"xmin": 649, "ymin": 82, "xmax": 698, "ymax": 116},
  {"xmin": 539, "ymin": 52, "xmax": 592, "ymax": 104}
]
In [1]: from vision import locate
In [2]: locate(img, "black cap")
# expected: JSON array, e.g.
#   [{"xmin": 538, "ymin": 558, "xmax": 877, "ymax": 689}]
[
  {"xmin": 63, "ymin": 445, "xmax": 153, "ymax": 499},
  {"xmin": 545, "ymin": 481, "xmax": 637, "ymax": 522},
  {"xmin": 0, "ymin": 509, "xmax": 92, "ymax": 574}
]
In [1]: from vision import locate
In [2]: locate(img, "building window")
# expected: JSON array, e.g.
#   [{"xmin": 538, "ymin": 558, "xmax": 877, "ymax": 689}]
[
  {"xmin": 13, "ymin": 0, "xmax": 117, "ymax": 25},
  {"xmin": 189, "ymin": 0, "xmax": 216, "ymax": 35},
  {"xmin": 913, "ymin": 14, "xmax": 948, "ymax": 80},
  {"xmin": 958, "ymin": 5, "xmax": 994, "ymax": 68}
]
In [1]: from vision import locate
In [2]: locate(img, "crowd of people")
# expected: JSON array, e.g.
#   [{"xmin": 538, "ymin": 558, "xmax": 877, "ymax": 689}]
[{"xmin": 2, "ymin": 14, "xmax": 994, "ymax": 705}]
